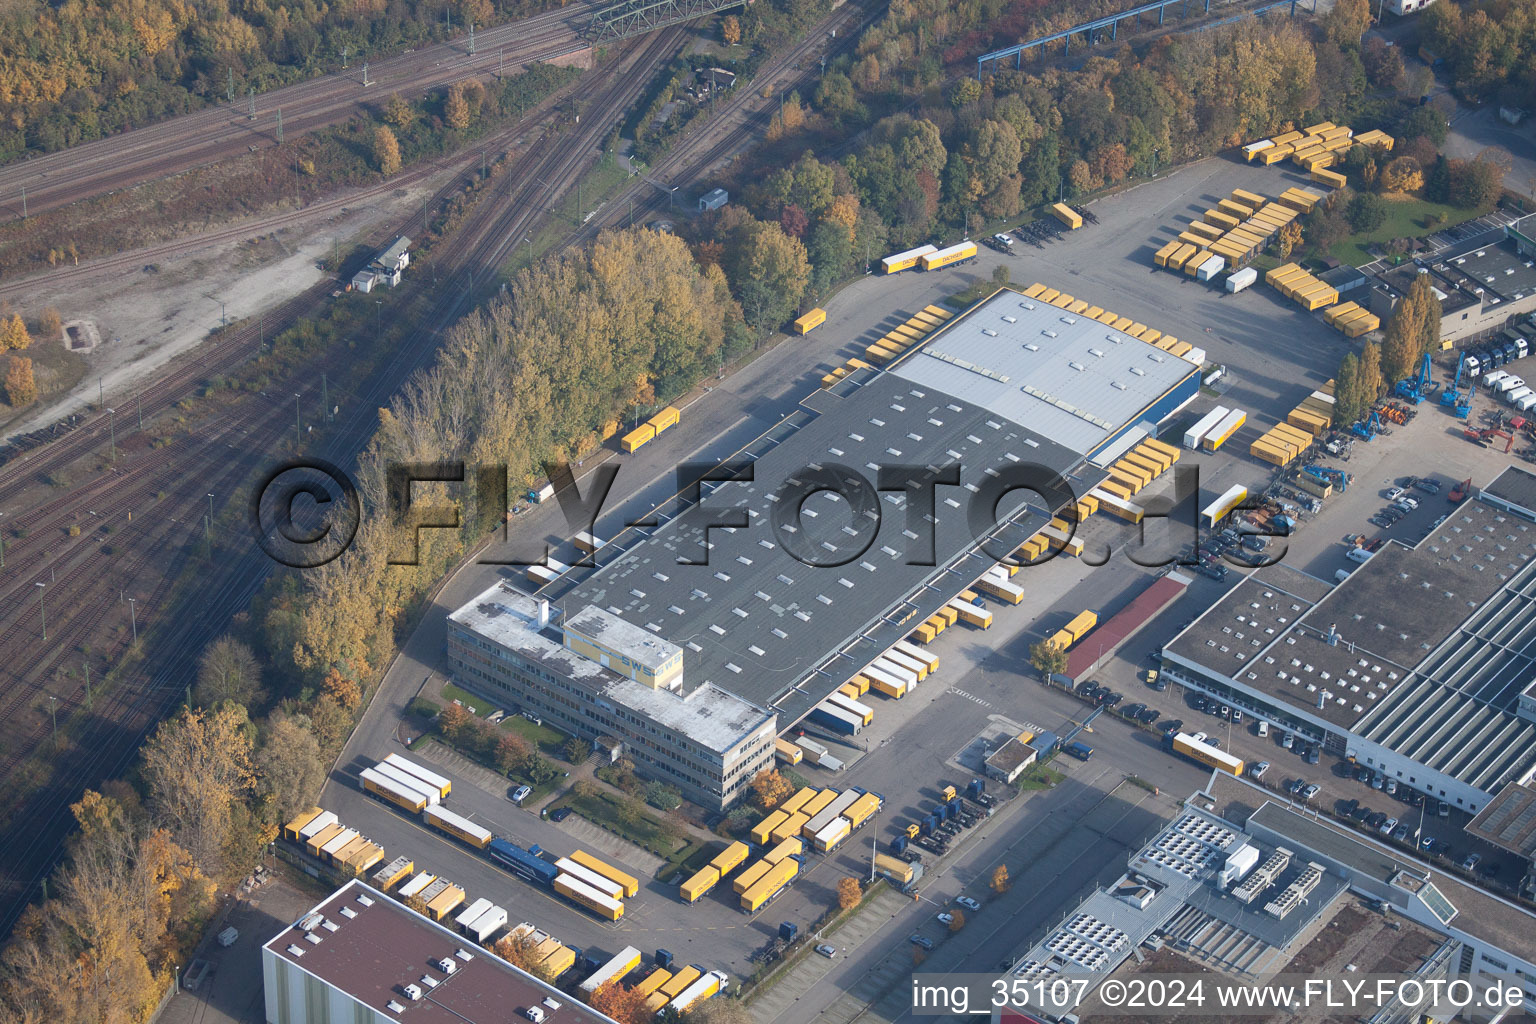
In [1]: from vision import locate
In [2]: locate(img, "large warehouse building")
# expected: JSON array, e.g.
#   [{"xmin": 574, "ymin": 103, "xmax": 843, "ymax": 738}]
[
  {"xmin": 1161, "ymin": 467, "xmax": 1536, "ymax": 814},
  {"xmin": 447, "ymin": 288, "xmax": 1203, "ymax": 807}
]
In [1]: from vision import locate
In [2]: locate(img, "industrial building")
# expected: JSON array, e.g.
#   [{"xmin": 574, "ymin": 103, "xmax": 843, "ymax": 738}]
[
  {"xmin": 1162, "ymin": 468, "xmax": 1536, "ymax": 813},
  {"xmin": 1006, "ymin": 775, "xmax": 1536, "ymax": 1018},
  {"xmin": 262, "ymin": 879, "xmax": 622, "ymax": 1024},
  {"xmin": 447, "ymin": 288, "xmax": 1202, "ymax": 808},
  {"xmin": 1369, "ymin": 218, "xmax": 1536, "ymax": 345}
]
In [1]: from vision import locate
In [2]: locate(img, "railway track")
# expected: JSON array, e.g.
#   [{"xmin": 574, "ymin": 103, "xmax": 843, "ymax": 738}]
[
  {"xmin": 0, "ymin": 29, "xmax": 687, "ymax": 934},
  {"xmin": 0, "ymin": 6, "xmax": 590, "ymax": 223}
]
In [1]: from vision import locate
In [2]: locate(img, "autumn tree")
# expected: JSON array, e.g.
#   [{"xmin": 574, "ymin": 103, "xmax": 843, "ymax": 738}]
[
  {"xmin": 4, "ymin": 356, "xmax": 36, "ymax": 406},
  {"xmin": 948, "ymin": 909, "xmax": 967, "ymax": 931},
  {"xmin": 1029, "ymin": 640, "xmax": 1068, "ymax": 679},
  {"xmin": 1324, "ymin": 0, "xmax": 1369, "ymax": 48},
  {"xmin": 990, "ymin": 865, "xmax": 1010, "ymax": 893},
  {"xmin": 749, "ymin": 769, "xmax": 793, "ymax": 810},
  {"xmin": 439, "ymin": 702, "xmax": 474, "ymax": 743},
  {"xmin": 445, "ymin": 83, "xmax": 471, "ymax": 132},
  {"xmin": 720, "ymin": 15, "xmax": 741, "ymax": 45},
  {"xmin": 1276, "ymin": 221, "xmax": 1303, "ymax": 260},
  {"xmin": 194, "ymin": 635, "xmax": 264, "ymax": 708},
  {"xmin": 256, "ymin": 714, "xmax": 327, "ymax": 824},
  {"xmin": 40, "ymin": 308, "xmax": 62, "ymax": 340},
  {"xmin": 494, "ymin": 929, "xmax": 542, "ymax": 972},
  {"xmin": 0, "ymin": 313, "xmax": 31, "ymax": 351},
  {"xmin": 589, "ymin": 981, "xmax": 653, "ymax": 1024},
  {"xmin": 1382, "ymin": 277, "xmax": 1439, "ymax": 384},
  {"xmin": 383, "ymin": 92, "xmax": 417, "ymax": 130},
  {"xmin": 140, "ymin": 704, "xmax": 255, "ymax": 875},
  {"xmin": 373, "ymin": 125, "xmax": 402, "ymax": 175},
  {"xmin": 1380, "ymin": 156, "xmax": 1423, "ymax": 194},
  {"xmin": 837, "ymin": 876, "xmax": 862, "ymax": 910},
  {"xmin": 1357, "ymin": 340, "xmax": 1385, "ymax": 405}
]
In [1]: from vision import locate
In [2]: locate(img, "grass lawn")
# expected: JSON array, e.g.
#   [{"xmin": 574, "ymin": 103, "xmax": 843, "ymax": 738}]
[
  {"xmin": 440, "ymin": 682, "xmax": 495, "ymax": 716},
  {"xmin": 1016, "ymin": 762, "xmax": 1065, "ymax": 792},
  {"xmin": 552, "ymin": 786, "xmax": 691, "ymax": 862},
  {"xmin": 1329, "ymin": 196, "xmax": 1481, "ymax": 268},
  {"xmin": 499, "ymin": 714, "xmax": 569, "ymax": 755}
]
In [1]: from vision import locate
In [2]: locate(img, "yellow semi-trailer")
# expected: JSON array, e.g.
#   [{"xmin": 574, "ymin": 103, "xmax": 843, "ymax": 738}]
[
  {"xmin": 772, "ymin": 812, "xmax": 810, "ymax": 844},
  {"xmin": 732, "ymin": 859, "xmax": 772, "ymax": 894},
  {"xmin": 667, "ymin": 970, "xmax": 728, "ymax": 1015},
  {"xmin": 283, "ymin": 807, "xmax": 325, "ymax": 843},
  {"xmin": 1091, "ymin": 489, "xmax": 1145, "ymax": 524},
  {"xmin": 740, "ymin": 859, "xmax": 800, "ymax": 912},
  {"xmin": 680, "ymin": 866, "xmax": 719, "ymax": 904},
  {"xmin": 710, "ymin": 840, "xmax": 750, "ymax": 876},
  {"xmin": 397, "ymin": 871, "xmax": 436, "ymax": 899},
  {"xmin": 648, "ymin": 406, "xmax": 680, "ymax": 435},
  {"xmin": 634, "ymin": 968, "xmax": 672, "ymax": 998},
  {"xmin": 1051, "ymin": 203, "xmax": 1084, "ymax": 229},
  {"xmin": 793, "ymin": 308, "xmax": 827, "ymax": 334},
  {"xmin": 1064, "ymin": 610, "xmax": 1098, "ymax": 641},
  {"xmin": 1201, "ymin": 484, "xmax": 1248, "ymax": 528},
  {"xmin": 781, "ymin": 787, "xmax": 816, "ymax": 814},
  {"xmin": 579, "ymin": 946, "xmax": 643, "ymax": 997},
  {"xmin": 621, "ymin": 424, "xmax": 655, "ymax": 453},
  {"xmin": 750, "ymin": 810, "xmax": 788, "ymax": 846},
  {"xmin": 1312, "ymin": 168, "xmax": 1347, "ymax": 189},
  {"xmin": 426, "ymin": 884, "xmax": 466, "ymax": 921},
  {"xmin": 1202, "ymin": 408, "xmax": 1247, "ymax": 452},
  {"xmin": 1260, "ymin": 144, "xmax": 1293, "ymax": 165},
  {"xmin": 881, "ymin": 647, "xmax": 928, "ymax": 682},
  {"xmin": 660, "ymin": 966, "xmax": 703, "ymax": 1003},
  {"xmin": 361, "ymin": 768, "xmax": 428, "ymax": 814},
  {"xmin": 976, "ymin": 574, "xmax": 1024, "ymax": 604},
  {"xmin": 921, "ymin": 241, "xmax": 978, "ymax": 271},
  {"xmin": 555, "ymin": 873, "xmax": 625, "ymax": 921},
  {"xmin": 372, "ymin": 855, "xmax": 414, "ymax": 891},
  {"xmin": 826, "ymin": 693, "xmax": 874, "ymax": 726},
  {"xmin": 1022, "ymin": 282, "xmax": 1047, "ymax": 298},
  {"xmin": 555, "ymin": 858, "xmax": 626, "ymax": 900},
  {"xmin": 813, "ymin": 816, "xmax": 852, "ymax": 853},
  {"xmin": 1231, "ymin": 187, "xmax": 1266, "ymax": 207},
  {"xmin": 424, "ymin": 805, "xmax": 493, "ymax": 850},
  {"xmin": 1216, "ymin": 198, "xmax": 1250, "ymax": 220},
  {"xmin": 1038, "ymin": 287, "xmax": 1061, "ymax": 303},
  {"xmin": 893, "ymin": 640, "xmax": 938, "ymax": 675},
  {"xmin": 1168, "ymin": 732, "xmax": 1245, "ymax": 776},
  {"xmin": 843, "ymin": 792, "xmax": 883, "ymax": 829},
  {"xmin": 1205, "ymin": 209, "xmax": 1242, "ymax": 230},
  {"xmin": 865, "ymin": 667, "xmax": 908, "ymax": 698},
  {"xmin": 569, "ymin": 849, "xmax": 640, "ymax": 898},
  {"xmin": 950, "ymin": 598, "xmax": 993, "ymax": 629},
  {"xmin": 372, "ymin": 762, "xmax": 441, "ymax": 807},
  {"xmin": 802, "ymin": 788, "xmax": 840, "ymax": 819},
  {"xmin": 775, "ymin": 738, "xmax": 803, "ymax": 765},
  {"xmin": 763, "ymin": 836, "xmax": 803, "ymax": 864},
  {"xmin": 881, "ymin": 244, "xmax": 938, "ymax": 274},
  {"xmin": 1122, "ymin": 452, "xmax": 1164, "ymax": 480},
  {"xmin": 1271, "ymin": 130, "xmax": 1305, "ymax": 146},
  {"xmin": 384, "ymin": 754, "xmax": 451, "ymax": 798}
]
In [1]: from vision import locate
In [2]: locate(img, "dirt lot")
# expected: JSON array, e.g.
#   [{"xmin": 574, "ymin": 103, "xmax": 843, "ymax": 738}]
[{"xmin": 0, "ymin": 176, "xmax": 440, "ymax": 441}]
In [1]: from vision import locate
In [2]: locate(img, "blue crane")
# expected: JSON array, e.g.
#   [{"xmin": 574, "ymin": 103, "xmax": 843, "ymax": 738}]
[
  {"xmin": 1395, "ymin": 353, "xmax": 1434, "ymax": 404},
  {"xmin": 1441, "ymin": 353, "xmax": 1466, "ymax": 408}
]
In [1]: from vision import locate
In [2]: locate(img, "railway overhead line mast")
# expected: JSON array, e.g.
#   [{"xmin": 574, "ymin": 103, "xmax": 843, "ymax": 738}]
[{"xmin": 584, "ymin": 0, "xmax": 746, "ymax": 41}]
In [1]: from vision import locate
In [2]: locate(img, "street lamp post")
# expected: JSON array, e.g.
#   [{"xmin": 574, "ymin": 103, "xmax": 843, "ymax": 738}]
[
  {"xmin": 128, "ymin": 597, "xmax": 137, "ymax": 642},
  {"xmin": 35, "ymin": 581, "xmax": 45, "ymax": 640},
  {"xmin": 294, "ymin": 393, "xmax": 302, "ymax": 446},
  {"xmin": 107, "ymin": 408, "xmax": 116, "ymax": 463}
]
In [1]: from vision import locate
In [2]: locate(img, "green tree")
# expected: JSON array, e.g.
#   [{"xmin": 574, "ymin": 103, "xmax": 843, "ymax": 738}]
[
  {"xmin": 1324, "ymin": 0, "xmax": 1370, "ymax": 48},
  {"xmin": 1347, "ymin": 192, "xmax": 1387, "ymax": 232},
  {"xmin": 257, "ymin": 713, "xmax": 327, "ymax": 824},
  {"xmin": 728, "ymin": 221, "xmax": 810, "ymax": 332},
  {"xmin": 1334, "ymin": 352, "xmax": 1363, "ymax": 423},
  {"xmin": 949, "ymin": 77, "xmax": 982, "ymax": 109}
]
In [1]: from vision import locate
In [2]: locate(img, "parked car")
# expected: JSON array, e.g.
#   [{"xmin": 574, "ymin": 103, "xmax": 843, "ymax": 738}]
[
  {"xmin": 1305, "ymin": 746, "xmax": 1320, "ymax": 765},
  {"xmin": 1160, "ymin": 719, "xmax": 1184, "ymax": 734},
  {"xmin": 1385, "ymin": 487, "xmax": 1406, "ymax": 501},
  {"xmin": 549, "ymin": 806, "xmax": 572, "ymax": 822},
  {"xmin": 1437, "ymin": 800, "xmax": 1451, "ymax": 818},
  {"xmin": 1137, "ymin": 708, "xmax": 1159, "ymax": 725},
  {"xmin": 1101, "ymin": 691, "xmax": 1124, "ymax": 708},
  {"xmin": 815, "ymin": 944, "xmax": 838, "ymax": 958},
  {"xmin": 956, "ymin": 896, "xmax": 981, "ymax": 911},
  {"xmin": 511, "ymin": 785, "xmax": 532, "ymax": 804},
  {"xmin": 1380, "ymin": 816, "xmax": 1399, "ymax": 835},
  {"xmin": 1461, "ymin": 853, "xmax": 1481, "ymax": 872},
  {"xmin": 1076, "ymin": 680, "xmax": 1097, "ymax": 696},
  {"xmin": 936, "ymin": 912, "xmax": 954, "ymax": 925},
  {"xmin": 1415, "ymin": 479, "xmax": 1441, "ymax": 494},
  {"xmin": 1420, "ymin": 835, "xmax": 1437, "ymax": 850},
  {"xmin": 1303, "ymin": 784, "xmax": 1321, "ymax": 800},
  {"xmin": 1121, "ymin": 702, "xmax": 1147, "ymax": 719},
  {"xmin": 1366, "ymin": 812, "xmax": 1388, "ymax": 829},
  {"xmin": 1251, "ymin": 761, "xmax": 1270, "ymax": 778},
  {"xmin": 909, "ymin": 935, "xmax": 935, "ymax": 949}
]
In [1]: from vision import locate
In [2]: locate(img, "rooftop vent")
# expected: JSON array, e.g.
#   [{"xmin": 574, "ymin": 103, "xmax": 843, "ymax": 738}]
[
  {"xmin": 403, "ymin": 984, "xmax": 423, "ymax": 1001},
  {"xmin": 982, "ymin": 329, "xmax": 998, "ymax": 337},
  {"xmin": 438, "ymin": 958, "xmax": 458, "ymax": 974}
]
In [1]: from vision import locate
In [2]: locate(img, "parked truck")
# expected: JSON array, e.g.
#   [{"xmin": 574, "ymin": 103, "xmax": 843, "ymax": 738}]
[{"xmin": 1063, "ymin": 741, "xmax": 1094, "ymax": 761}]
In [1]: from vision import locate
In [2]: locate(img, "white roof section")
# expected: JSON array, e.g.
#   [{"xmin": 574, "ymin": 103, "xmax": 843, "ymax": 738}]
[{"xmin": 890, "ymin": 290, "xmax": 1196, "ymax": 455}]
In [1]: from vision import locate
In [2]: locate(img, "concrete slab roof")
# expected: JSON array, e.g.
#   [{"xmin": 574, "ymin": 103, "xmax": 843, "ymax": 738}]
[
  {"xmin": 1481, "ymin": 464, "xmax": 1536, "ymax": 519},
  {"xmin": 890, "ymin": 290, "xmax": 1197, "ymax": 456},
  {"xmin": 448, "ymin": 584, "xmax": 771, "ymax": 754}
]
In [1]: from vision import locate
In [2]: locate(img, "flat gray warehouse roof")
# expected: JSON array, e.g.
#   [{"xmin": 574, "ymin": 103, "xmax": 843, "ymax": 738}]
[
  {"xmin": 564, "ymin": 370, "xmax": 1079, "ymax": 720},
  {"xmin": 891, "ymin": 290, "xmax": 1197, "ymax": 456}
]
